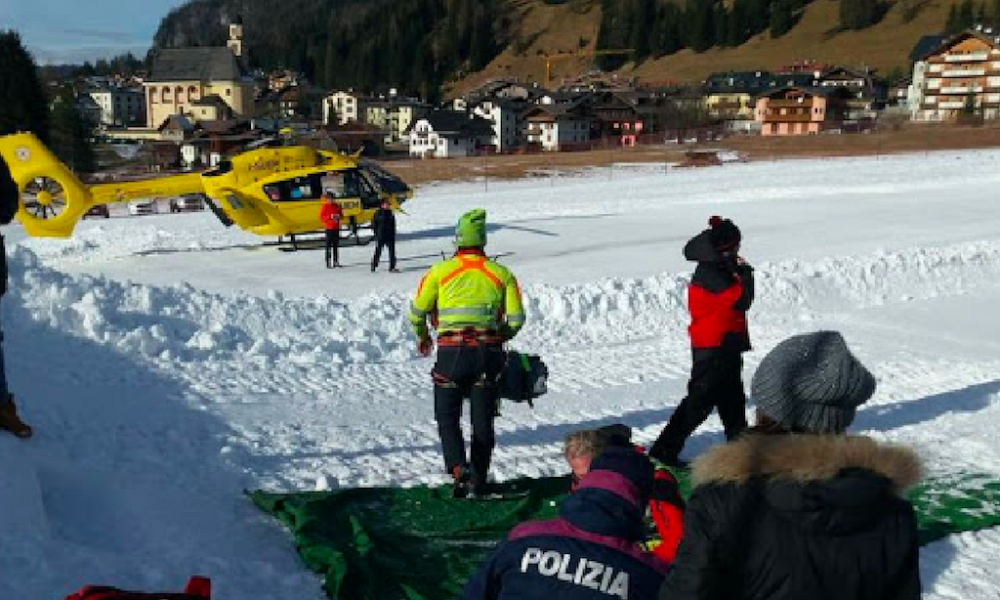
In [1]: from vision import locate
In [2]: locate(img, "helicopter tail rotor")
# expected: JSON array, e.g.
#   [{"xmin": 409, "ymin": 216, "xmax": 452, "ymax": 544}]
[{"xmin": 0, "ymin": 132, "xmax": 92, "ymax": 237}]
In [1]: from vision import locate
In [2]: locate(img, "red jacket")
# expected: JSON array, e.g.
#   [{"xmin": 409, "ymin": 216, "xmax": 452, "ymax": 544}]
[
  {"xmin": 320, "ymin": 202, "xmax": 343, "ymax": 231},
  {"xmin": 688, "ymin": 279, "xmax": 749, "ymax": 349},
  {"xmin": 648, "ymin": 468, "xmax": 685, "ymax": 564},
  {"xmin": 683, "ymin": 230, "xmax": 753, "ymax": 353}
]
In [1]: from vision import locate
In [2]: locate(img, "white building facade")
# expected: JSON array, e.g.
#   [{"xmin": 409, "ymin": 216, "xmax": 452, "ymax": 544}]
[
  {"xmin": 90, "ymin": 87, "xmax": 146, "ymax": 127},
  {"xmin": 472, "ymin": 100, "xmax": 520, "ymax": 152}
]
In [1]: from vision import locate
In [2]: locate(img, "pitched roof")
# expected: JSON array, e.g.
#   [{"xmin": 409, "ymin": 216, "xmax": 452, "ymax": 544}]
[
  {"xmin": 523, "ymin": 102, "xmax": 589, "ymax": 120},
  {"xmin": 191, "ymin": 94, "xmax": 228, "ymax": 108},
  {"xmin": 758, "ymin": 85, "xmax": 854, "ymax": 100},
  {"xmin": 913, "ymin": 29, "xmax": 1000, "ymax": 62},
  {"xmin": 412, "ymin": 111, "xmax": 493, "ymax": 137},
  {"xmin": 704, "ymin": 71, "xmax": 774, "ymax": 93},
  {"xmin": 909, "ymin": 34, "xmax": 949, "ymax": 62},
  {"xmin": 148, "ymin": 47, "xmax": 249, "ymax": 82},
  {"xmin": 157, "ymin": 114, "xmax": 195, "ymax": 132}
]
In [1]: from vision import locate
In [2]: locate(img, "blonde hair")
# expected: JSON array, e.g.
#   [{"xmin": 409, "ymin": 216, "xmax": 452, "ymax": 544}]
[{"xmin": 564, "ymin": 429, "xmax": 608, "ymax": 461}]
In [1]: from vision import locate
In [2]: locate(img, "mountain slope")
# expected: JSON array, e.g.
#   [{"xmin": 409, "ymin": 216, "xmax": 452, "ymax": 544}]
[{"xmin": 154, "ymin": 0, "xmax": 960, "ymax": 97}]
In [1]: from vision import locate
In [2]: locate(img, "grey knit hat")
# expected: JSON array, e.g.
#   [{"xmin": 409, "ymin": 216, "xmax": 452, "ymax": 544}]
[{"xmin": 751, "ymin": 331, "xmax": 876, "ymax": 434}]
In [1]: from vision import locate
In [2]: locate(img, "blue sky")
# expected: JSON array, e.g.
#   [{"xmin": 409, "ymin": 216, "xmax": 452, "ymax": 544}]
[{"xmin": 0, "ymin": 0, "xmax": 190, "ymax": 63}]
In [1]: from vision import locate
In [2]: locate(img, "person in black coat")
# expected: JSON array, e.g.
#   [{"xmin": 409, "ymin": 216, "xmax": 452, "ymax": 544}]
[
  {"xmin": 0, "ymin": 156, "xmax": 32, "ymax": 438},
  {"xmin": 659, "ymin": 331, "xmax": 921, "ymax": 600},
  {"xmin": 371, "ymin": 200, "xmax": 398, "ymax": 272}
]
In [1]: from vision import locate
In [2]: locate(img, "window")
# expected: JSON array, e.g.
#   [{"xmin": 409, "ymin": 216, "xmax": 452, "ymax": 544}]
[
  {"xmin": 226, "ymin": 88, "xmax": 232, "ymax": 97},
  {"xmin": 320, "ymin": 172, "xmax": 348, "ymax": 198},
  {"xmin": 175, "ymin": 86, "xmax": 185, "ymax": 103},
  {"xmin": 161, "ymin": 87, "xmax": 171, "ymax": 103},
  {"xmin": 263, "ymin": 175, "xmax": 322, "ymax": 202}
]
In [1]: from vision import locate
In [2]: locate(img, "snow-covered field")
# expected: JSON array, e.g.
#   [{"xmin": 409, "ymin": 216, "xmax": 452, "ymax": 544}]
[{"xmin": 3, "ymin": 150, "xmax": 1000, "ymax": 599}]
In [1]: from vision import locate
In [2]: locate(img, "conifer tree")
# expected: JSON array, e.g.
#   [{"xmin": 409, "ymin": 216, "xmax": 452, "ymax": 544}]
[
  {"xmin": 840, "ymin": 0, "xmax": 878, "ymax": 30},
  {"xmin": 959, "ymin": 0, "xmax": 976, "ymax": 30},
  {"xmin": 0, "ymin": 30, "xmax": 49, "ymax": 142},
  {"xmin": 715, "ymin": 2, "xmax": 730, "ymax": 46},
  {"xmin": 947, "ymin": 4, "xmax": 961, "ymax": 33},
  {"xmin": 49, "ymin": 90, "xmax": 96, "ymax": 174},
  {"xmin": 770, "ymin": 0, "xmax": 795, "ymax": 37},
  {"xmin": 687, "ymin": 0, "xmax": 716, "ymax": 51}
]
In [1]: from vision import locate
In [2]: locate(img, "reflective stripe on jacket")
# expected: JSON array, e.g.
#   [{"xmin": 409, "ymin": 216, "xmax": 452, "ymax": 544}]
[{"xmin": 409, "ymin": 249, "xmax": 525, "ymax": 341}]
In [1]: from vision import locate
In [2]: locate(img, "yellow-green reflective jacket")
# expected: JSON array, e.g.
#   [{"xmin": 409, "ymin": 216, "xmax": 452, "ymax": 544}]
[{"xmin": 409, "ymin": 249, "xmax": 525, "ymax": 342}]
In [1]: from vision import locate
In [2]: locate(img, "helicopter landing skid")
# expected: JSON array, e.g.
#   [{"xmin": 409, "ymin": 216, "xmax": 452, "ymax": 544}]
[{"xmin": 277, "ymin": 231, "xmax": 375, "ymax": 252}]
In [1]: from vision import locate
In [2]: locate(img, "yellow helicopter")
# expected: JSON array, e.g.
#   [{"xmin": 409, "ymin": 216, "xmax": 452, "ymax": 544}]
[{"xmin": 0, "ymin": 132, "xmax": 412, "ymax": 242}]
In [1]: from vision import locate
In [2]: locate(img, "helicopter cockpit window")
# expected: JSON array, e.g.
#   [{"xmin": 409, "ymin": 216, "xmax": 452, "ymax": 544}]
[
  {"xmin": 320, "ymin": 172, "xmax": 348, "ymax": 198},
  {"xmin": 262, "ymin": 175, "xmax": 323, "ymax": 202},
  {"xmin": 353, "ymin": 169, "xmax": 382, "ymax": 209},
  {"xmin": 359, "ymin": 160, "xmax": 411, "ymax": 195}
]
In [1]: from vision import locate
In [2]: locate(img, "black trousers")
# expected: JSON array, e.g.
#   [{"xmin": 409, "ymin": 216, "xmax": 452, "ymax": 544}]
[
  {"xmin": 433, "ymin": 344, "xmax": 505, "ymax": 478},
  {"xmin": 371, "ymin": 237, "xmax": 396, "ymax": 270},
  {"xmin": 324, "ymin": 229, "xmax": 339, "ymax": 266},
  {"xmin": 650, "ymin": 352, "xmax": 748, "ymax": 463}
]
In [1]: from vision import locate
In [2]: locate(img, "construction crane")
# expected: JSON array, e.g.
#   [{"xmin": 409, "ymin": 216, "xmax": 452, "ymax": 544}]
[{"xmin": 543, "ymin": 49, "xmax": 635, "ymax": 87}]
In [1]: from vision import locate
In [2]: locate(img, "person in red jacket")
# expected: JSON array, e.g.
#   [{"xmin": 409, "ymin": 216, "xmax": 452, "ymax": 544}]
[
  {"xmin": 564, "ymin": 425, "xmax": 685, "ymax": 565},
  {"xmin": 649, "ymin": 216, "xmax": 753, "ymax": 467},
  {"xmin": 319, "ymin": 192, "xmax": 343, "ymax": 268}
]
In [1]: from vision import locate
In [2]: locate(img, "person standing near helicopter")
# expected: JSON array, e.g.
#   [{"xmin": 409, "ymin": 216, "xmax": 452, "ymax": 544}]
[
  {"xmin": 409, "ymin": 209, "xmax": 526, "ymax": 498},
  {"xmin": 371, "ymin": 200, "xmax": 398, "ymax": 272},
  {"xmin": 319, "ymin": 191, "xmax": 343, "ymax": 268}
]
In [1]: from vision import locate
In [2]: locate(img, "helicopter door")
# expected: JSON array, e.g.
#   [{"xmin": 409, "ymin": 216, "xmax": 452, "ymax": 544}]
[{"xmin": 216, "ymin": 190, "xmax": 269, "ymax": 228}]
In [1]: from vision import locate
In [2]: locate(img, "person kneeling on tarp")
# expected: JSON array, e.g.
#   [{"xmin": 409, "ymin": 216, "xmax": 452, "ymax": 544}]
[
  {"xmin": 564, "ymin": 425, "xmax": 685, "ymax": 565},
  {"xmin": 659, "ymin": 331, "xmax": 922, "ymax": 600},
  {"xmin": 460, "ymin": 447, "xmax": 668, "ymax": 600}
]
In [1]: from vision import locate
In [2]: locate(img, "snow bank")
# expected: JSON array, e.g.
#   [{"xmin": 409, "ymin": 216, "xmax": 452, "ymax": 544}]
[{"xmin": 10, "ymin": 238, "xmax": 1000, "ymax": 373}]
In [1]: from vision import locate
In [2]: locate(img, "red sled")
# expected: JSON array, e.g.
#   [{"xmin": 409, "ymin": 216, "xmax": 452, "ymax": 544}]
[{"xmin": 64, "ymin": 576, "xmax": 210, "ymax": 600}]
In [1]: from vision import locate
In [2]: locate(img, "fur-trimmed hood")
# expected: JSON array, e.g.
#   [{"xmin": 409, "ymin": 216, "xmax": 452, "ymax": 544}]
[{"xmin": 691, "ymin": 434, "xmax": 923, "ymax": 495}]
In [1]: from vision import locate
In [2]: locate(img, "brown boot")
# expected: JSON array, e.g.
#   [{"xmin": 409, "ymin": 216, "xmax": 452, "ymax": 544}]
[{"xmin": 0, "ymin": 396, "xmax": 32, "ymax": 438}]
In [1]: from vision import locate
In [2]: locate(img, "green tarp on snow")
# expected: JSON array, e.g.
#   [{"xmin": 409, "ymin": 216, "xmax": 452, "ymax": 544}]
[{"xmin": 251, "ymin": 471, "xmax": 1000, "ymax": 600}]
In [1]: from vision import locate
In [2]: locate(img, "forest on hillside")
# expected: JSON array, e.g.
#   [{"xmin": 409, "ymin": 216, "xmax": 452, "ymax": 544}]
[
  {"xmin": 154, "ymin": 0, "xmax": 1000, "ymax": 96},
  {"xmin": 153, "ymin": 0, "xmax": 506, "ymax": 101}
]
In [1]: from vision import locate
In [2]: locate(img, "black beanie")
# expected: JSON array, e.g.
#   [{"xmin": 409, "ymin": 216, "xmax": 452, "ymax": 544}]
[{"xmin": 708, "ymin": 215, "xmax": 741, "ymax": 251}]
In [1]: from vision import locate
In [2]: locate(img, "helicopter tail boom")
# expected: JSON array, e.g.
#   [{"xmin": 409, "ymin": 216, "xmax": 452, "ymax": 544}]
[{"xmin": 90, "ymin": 173, "xmax": 205, "ymax": 205}]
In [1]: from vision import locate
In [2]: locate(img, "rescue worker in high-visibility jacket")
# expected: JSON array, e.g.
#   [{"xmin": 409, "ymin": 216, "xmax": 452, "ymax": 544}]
[{"xmin": 409, "ymin": 208, "xmax": 526, "ymax": 497}]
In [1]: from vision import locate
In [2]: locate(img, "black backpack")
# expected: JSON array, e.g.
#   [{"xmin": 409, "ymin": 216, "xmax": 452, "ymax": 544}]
[{"xmin": 499, "ymin": 351, "xmax": 548, "ymax": 406}]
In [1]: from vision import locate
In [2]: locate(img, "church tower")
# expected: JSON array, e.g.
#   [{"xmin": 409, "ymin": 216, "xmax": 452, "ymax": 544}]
[{"xmin": 227, "ymin": 17, "xmax": 246, "ymax": 59}]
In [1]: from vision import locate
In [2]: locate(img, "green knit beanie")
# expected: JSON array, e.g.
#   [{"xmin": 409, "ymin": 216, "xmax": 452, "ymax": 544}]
[{"xmin": 455, "ymin": 208, "xmax": 487, "ymax": 248}]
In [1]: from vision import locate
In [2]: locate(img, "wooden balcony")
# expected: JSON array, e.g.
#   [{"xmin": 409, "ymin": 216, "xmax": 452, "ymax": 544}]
[
  {"xmin": 761, "ymin": 113, "xmax": 814, "ymax": 123},
  {"xmin": 765, "ymin": 99, "xmax": 815, "ymax": 109}
]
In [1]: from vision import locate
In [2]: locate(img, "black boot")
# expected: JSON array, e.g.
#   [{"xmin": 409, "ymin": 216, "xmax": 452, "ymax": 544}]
[{"xmin": 0, "ymin": 396, "xmax": 32, "ymax": 439}]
